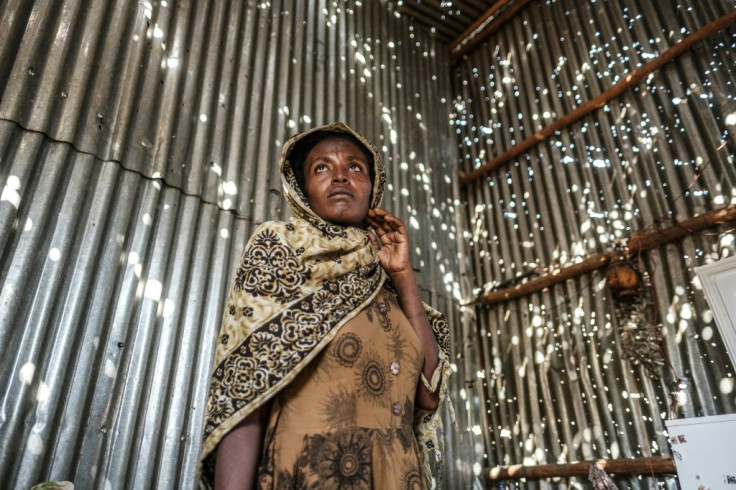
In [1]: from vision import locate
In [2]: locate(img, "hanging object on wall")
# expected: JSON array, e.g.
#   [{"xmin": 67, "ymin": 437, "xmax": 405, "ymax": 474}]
[
  {"xmin": 669, "ymin": 377, "xmax": 689, "ymax": 419},
  {"xmin": 606, "ymin": 250, "xmax": 641, "ymax": 301},
  {"xmin": 588, "ymin": 461, "xmax": 618, "ymax": 490},
  {"xmin": 609, "ymin": 244, "xmax": 665, "ymax": 377}
]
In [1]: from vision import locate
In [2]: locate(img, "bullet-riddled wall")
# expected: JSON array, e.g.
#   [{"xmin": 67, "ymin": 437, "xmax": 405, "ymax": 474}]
[
  {"xmin": 452, "ymin": 0, "xmax": 736, "ymax": 487},
  {"xmin": 0, "ymin": 1, "xmax": 474, "ymax": 488}
]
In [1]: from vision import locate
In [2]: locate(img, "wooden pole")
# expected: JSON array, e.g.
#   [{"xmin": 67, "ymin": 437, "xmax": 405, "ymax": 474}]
[
  {"xmin": 480, "ymin": 204, "xmax": 736, "ymax": 305},
  {"xmin": 450, "ymin": 0, "xmax": 532, "ymax": 66},
  {"xmin": 459, "ymin": 10, "xmax": 736, "ymax": 186},
  {"xmin": 449, "ymin": 0, "xmax": 514, "ymax": 52},
  {"xmin": 481, "ymin": 253, "xmax": 610, "ymax": 305},
  {"xmin": 627, "ymin": 205, "xmax": 736, "ymax": 253},
  {"xmin": 484, "ymin": 456, "xmax": 676, "ymax": 480}
]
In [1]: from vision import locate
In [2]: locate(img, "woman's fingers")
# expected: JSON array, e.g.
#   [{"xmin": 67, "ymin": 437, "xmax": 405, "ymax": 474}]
[
  {"xmin": 366, "ymin": 208, "xmax": 412, "ymax": 274},
  {"xmin": 367, "ymin": 208, "xmax": 406, "ymax": 235},
  {"xmin": 368, "ymin": 230, "xmax": 380, "ymax": 250}
]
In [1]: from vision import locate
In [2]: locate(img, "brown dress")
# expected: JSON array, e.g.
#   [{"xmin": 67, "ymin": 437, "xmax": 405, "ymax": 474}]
[{"xmin": 257, "ymin": 287, "xmax": 427, "ymax": 489}]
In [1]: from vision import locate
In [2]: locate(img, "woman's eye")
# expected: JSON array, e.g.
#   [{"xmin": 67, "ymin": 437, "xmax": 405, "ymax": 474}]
[
  {"xmin": 314, "ymin": 163, "xmax": 327, "ymax": 172},
  {"xmin": 349, "ymin": 163, "xmax": 364, "ymax": 172}
]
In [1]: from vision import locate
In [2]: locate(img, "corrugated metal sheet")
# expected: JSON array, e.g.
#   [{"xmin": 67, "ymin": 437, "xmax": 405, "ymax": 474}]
[
  {"xmin": 453, "ymin": 0, "xmax": 736, "ymax": 487},
  {"xmin": 391, "ymin": 0, "xmax": 497, "ymax": 44},
  {"xmin": 0, "ymin": 1, "xmax": 474, "ymax": 488},
  {"xmin": 1, "ymin": 0, "xmax": 455, "ymax": 224}
]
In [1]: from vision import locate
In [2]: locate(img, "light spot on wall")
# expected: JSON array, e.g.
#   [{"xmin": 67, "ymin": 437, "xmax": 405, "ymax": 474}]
[
  {"xmin": 1, "ymin": 175, "xmax": 21, "ymax": 208},
  {"xmin": 19, "ymin": 362, "xmax": 35, "ymax": 385},
  {"xmin": 48, "ymin": 248, "xmax": 61, "ymax": 262},
  {"xmin": 27, "ymin": 432, "xmax": 44, "ymax": 455},
  {"xmin": 720, "ymin": 378, "xmax": 734, "ymax": 394},
  {"xmin": 142, "ymin": 1, "xmax": 153, "ymax": 19},
  {"xmin": 144, "ymin": 279, "xmax": 162, "ymax": 301},
  {"xmin": 105, "ymin": 359, "xmax": 117, "ymax": 379},
  {"xmin": 676, "ymin": 390, "xmax": 688, "ymax": 406},
  {"xmin": 702, "ymin": 310, "xmax": 713, "ymax": 323},
  {"xmin": 163, "ymin": 298, "xmax": 176, "ymax": 318},
  {"xmin": 221, "ymin": 181, "xmax": 237, "ymax": 195},
  {"xmin": 37, "ymin": 381, "xmax": 50, "ymax": 403}
]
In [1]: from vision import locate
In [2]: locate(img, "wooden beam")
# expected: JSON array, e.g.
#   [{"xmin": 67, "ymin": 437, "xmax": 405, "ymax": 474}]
[
  {"xmin": 450, "ymin": 0, "xmax": 532, "ymax": 65},
  {"xmin": 479, "ymin": 204, "xmax": 736, "ymax": 305},
  {"xmin": 449, "ymin": 0, "xmax": 514, "ymax": 52},
  {"xmin": 627, "ymin": 205, "xmax": 736, "ymax": 253},
  {"xmin": 459, "ymin": 9, "xmax": 736, "ymax": 186},
  {"xmin": 484, "ymin": 456, "xmax": 676, "ymax": 480},
  {"xmin": 481, "ymin": 253, "xmax": 610, "ymax": 305}
]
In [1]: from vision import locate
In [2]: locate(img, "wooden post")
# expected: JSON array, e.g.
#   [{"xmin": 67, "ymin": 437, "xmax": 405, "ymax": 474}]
[
  {"xmin": 450, "ymin": 0, "xmax": 514, "ymax": 52},
  {"xmin": 451, "ymin": 0, "xmax": 532, "ymax": 66},
  {"xmin": 449, "ymin": 0, "xmax": 521, "ymax": 61},
  {"xmin": 479, "ymin": 204, "xmax": 736, "ymax": 305},
  {"xmin": 459, "ymin": 10, "xmax": 736, "ymax": 186},
  {"xmin": 484, "ymin": 456, "xmax": 676, "ymax": 480}
]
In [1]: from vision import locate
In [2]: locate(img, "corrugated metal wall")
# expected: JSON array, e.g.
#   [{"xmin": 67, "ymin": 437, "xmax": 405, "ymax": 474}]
[
  {"xmin": 453, "ymin": 0, "xmax": 736, "ymax": 487},
  {"xmin": 0, "ymin": 1, "xmax": 477, "ymax": 488}
]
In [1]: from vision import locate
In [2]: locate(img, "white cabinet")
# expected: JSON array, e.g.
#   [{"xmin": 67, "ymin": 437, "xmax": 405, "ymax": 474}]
[{"xmin": 665, "ymin": 413, "xmax": 736, "ymax": 489}]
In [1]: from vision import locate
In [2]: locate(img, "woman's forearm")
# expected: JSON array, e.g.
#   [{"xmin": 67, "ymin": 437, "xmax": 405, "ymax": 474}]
[
  {"xmin": 214, "ymin": 402, "xmax": 271, "ymax": 490},
  {"xmin": 389, "ymin": 269, "xmax": 441, "ymax": 410}
]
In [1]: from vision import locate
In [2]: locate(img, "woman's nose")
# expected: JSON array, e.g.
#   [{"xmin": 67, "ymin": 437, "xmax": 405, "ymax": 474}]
[{"xmin": 332, "ymin": 167, "xmax": 348, "ymax": 183}]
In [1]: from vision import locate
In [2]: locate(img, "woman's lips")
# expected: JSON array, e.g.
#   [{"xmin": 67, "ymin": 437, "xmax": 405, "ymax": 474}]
[{"xmin": 328, "ymin": 189, "xmax": 353, "ymax": 198}]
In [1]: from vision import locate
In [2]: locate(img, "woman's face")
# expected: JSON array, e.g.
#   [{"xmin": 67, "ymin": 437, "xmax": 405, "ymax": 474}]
[{"xmin": 303, "ymin": 136, "xmax": 373, "ymax": 227}]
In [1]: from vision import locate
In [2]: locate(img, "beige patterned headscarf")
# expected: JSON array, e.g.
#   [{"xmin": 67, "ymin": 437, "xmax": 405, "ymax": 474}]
[{"xmin": 198, "ymin": 122, "xmax": 450, "ymax": 489}]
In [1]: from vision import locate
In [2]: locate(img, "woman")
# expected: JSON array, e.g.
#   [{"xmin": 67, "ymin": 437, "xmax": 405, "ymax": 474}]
[{"xmin": 198, "ymin": 122, "xmax": 450, "ymax": 489}]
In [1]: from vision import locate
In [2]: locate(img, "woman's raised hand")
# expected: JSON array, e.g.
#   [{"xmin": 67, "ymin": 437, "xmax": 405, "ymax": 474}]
[
  {"xmin": 366, "ymin": 208, "xmax": 412, "ymax": 277},
  {"xmin": 366, "ymin": 209, "xmax": 440, "ymax": 410}
]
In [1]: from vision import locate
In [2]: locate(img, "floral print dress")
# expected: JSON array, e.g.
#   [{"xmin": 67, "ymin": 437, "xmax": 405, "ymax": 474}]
[{"xmin": 257, "ymin": 287, "xmax": 427, "ymax": 490}]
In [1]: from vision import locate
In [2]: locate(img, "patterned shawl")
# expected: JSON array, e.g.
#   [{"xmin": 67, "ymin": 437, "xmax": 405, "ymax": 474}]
[{"xmin": 198, "ymin": 122, "xmax": 451, "ymax": 489}]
